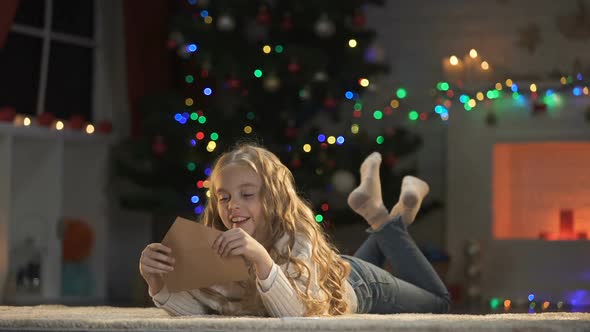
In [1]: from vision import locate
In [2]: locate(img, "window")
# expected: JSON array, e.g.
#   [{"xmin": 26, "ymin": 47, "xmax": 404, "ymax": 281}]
[{"xmin": 0, "ymin": 0, "xmax": 96, "ymax": 122}]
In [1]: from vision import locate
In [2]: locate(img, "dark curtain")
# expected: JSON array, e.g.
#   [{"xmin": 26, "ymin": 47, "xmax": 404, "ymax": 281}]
[
  {"xmin": 0, "ymin": 0, "xmax": 20, "ymax": 48},
  {"xmin": 122, "ymin": 0, "xmax": 172, "ymax": 137}
]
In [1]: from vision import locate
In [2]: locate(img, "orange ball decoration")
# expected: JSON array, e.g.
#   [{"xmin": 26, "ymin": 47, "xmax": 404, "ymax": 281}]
[{"xmin": 62, "ymin": 219, "xmax": 94, "ymax": 262}]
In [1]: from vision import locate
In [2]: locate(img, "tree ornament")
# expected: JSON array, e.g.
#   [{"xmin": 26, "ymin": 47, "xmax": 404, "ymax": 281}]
[
  {"xmin": 287, "ymin": 59, "xmax": 300, "ymax": 73},
  {"xmin": 352, "ymin": 9, "xmax": 366, "ymax": 28},
  {"xmin": 246, "ymin": 20, "xmax": 269, "ymax": 42},
  {"xmin": 315, "ymin": 14, "xmax": 335, "ymax": 38},
  {"xmin": 168, "ymin": 31, "xmax": 184, "ymax": 49},
  {"xmin": 299, "ymin": 86, "xmax": 311, "ymax": 100},
  {"xmin": 290, "ymin": 158, "xmax": 302, "ymax": 168},
  {"xmin": 152, "ymin": 136, "xmax": 167, "ymax": 156},
  {"xmin": 284, "ymin": 126, "xmax": 298, "ymax": 139},
  {"xmin": 386, "ymin": 126, "xmax": 396, "ymax": 136},
  {"xmin": 367, "ymin": 82, "xmax": 378, "ymax": 92},
  {"xmin": 166, "ymin": 39, "xmax": 178, "ymax": 50},
  {"xmin": 256, "ymin": 5, "xmax": 271, "ymax": 26},
  {"xmin": 263, "ymin": 72, "xmax": 281, "ymax": 92},
  {"xmin": 331, "ymin": 170, "xmax": 356, "ymax": 194},
  {"xmin": 327, "ymin": 159, "xmax": 336, "ymax": 169},
  {"xmin": 177, "ymin": 45, "xmax": 192, "ymax": 59},
  {"xmin": 200, "ymin": 60, "xmax": 211, "ymax": 78},
  {"xmin": 323, "ymin": 96, "xmax": 337, "ymax": 109},
  {"xmin": 314, "ymin": 71, "xmax": 328, "ymax": 82},
  {"xmin": 385, "ymin": 153, "xmax": 398, "ymax": 168},
  {"xmin": 281, "ymin": 12, "xmax": 294, "ymax": 31},
  {"xmin": 226, "ymin": 75, "xmax": 241, "ymax": 90},
  {"xmin": 217, "ymin": 14, "xmax": 235, "ymax": 31}
]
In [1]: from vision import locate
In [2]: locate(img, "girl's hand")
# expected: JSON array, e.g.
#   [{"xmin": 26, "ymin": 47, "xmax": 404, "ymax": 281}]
[
  {"xmin": 212, "ymin": 229, "xmax": 274, "ymax": 279},
  {"xmin": 139, "ymin": 243, "xmax": 175, "ymax": 278}
]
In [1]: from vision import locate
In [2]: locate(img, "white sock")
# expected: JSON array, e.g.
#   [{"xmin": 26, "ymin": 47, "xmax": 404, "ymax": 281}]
[
  {"xmin": 390, "ymin": 175, "xmax": 429, "ymax": 226},
  {"xmin": 347, "ymin": 152, "xmax": 389, "ymax": 226}
]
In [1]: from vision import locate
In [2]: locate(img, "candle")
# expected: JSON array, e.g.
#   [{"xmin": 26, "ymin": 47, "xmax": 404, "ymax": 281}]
[{"xmin": 442, "ymin": 55, "xmax": 464, "ymax": 85}]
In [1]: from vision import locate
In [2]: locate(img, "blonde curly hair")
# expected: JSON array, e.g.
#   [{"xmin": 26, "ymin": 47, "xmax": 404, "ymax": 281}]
[{"xmin": 199, "ymin": 143, "xmax": 352, "ymax": 316}]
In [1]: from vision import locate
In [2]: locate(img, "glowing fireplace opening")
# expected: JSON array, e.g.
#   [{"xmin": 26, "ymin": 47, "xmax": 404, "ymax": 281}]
[{"xmin": 493, "ymin": 142, "xmax": 590, "ymax": 240}]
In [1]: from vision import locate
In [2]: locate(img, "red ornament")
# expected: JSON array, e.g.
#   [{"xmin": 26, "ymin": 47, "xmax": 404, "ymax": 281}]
[
  {"xmin": 284, "ymin": 127, "xmax": 298, "ymax": 138},
  {"xmin": 62, "ymin": 219, "xmax": 94, "ymax": 262},
  {"xmin": 97, "ymin": 121, "xmax": 113, "ymax": 133},
  {"xmin": 352, "ymin": 11, "xmax": 366, "ymax": 27},
  {"xmin": 226, "ymin": 75, "xmax": 241, "ymax": 89},
  {"xmin": 68, "ymin": 114, "xmax": 85, "ymax": 130},
  {"xmin": 281, "ymin": 13, "xmax": 294, "ymax": 31},
  {"xmin": 290, "ymin": 158, "xmax": 302, "ymax": 168},
  {"xmin": 323, "ymin": 97, "xmax": 337, "ymax": 109},
  {"xmin": 288, "ymin": 61, "xmax": 300, "ymax": 73},
  {"xmin": 385, "ymin": 154, "xmax": 397, "ymax": 167},
  {"xmin": 256, "ymin": 6, "xmax": 271, "ymax": 26},
  {"xmin": 0, "ymin": 106, "xmax": 16, "ymax": 122},
  {"xmin": 386, "ymin": 126, "xmax": 396, "ymax": 136},
  {"xmin": 166, "ymin": 39, "xmax": 177, "ymax": 49},
  {"xmin": 152, "ymin": 136, "xmax": 167, "ymax": 156},
  {"xmin": 532, "ymin": 101, "xmax": 547, "ymax": 115},
  {"xmin": 37, "ymin": 112, "xmax": 56, "ymax": 127}
]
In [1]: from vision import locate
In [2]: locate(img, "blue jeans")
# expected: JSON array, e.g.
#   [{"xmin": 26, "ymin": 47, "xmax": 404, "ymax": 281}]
[{"xmin": 342, "ymin": 216, "xmax": 451, "ymax": 314}]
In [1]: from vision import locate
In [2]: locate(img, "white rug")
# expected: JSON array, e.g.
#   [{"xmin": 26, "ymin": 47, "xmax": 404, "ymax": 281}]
[{"xmin": 0, "ymin": 305, "xmax": 589, "ymax": 332}]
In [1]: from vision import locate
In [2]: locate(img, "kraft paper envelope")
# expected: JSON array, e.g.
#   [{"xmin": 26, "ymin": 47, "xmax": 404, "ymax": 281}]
[{"xmin": 161, "ymin": 216, "xmax": 250, "ymax": 292}]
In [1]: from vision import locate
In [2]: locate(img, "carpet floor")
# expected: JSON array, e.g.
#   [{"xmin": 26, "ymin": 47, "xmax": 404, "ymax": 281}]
[{"xmin": 0, "ymin": 305, "xmax": 589, "ymax": 332}]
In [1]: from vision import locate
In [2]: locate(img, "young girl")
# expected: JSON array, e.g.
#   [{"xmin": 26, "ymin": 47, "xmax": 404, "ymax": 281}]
[{"xmin": 139, "ymin": 144, "xmax": 450, "ymax": 317}]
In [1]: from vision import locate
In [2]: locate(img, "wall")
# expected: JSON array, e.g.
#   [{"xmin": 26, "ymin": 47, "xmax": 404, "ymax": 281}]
[{"xmin": 366, "ymin": 0, "xmax": 590, "ymax": 302}]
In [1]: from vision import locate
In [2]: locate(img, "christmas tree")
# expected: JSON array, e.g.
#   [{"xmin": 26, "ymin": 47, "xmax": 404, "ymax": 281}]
[{"xmin": 113, "ymin": 0, "xmax": 433, "ymax": 231}]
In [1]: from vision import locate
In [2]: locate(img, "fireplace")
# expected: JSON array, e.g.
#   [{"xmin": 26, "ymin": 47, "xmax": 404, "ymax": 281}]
[
  {"xmin": 493, "ymin": 142, "xmax": 590, "ymax": 241},
  {"xmin": 446, "ymin": 95, "xmax": 590, "ymax": 309}
]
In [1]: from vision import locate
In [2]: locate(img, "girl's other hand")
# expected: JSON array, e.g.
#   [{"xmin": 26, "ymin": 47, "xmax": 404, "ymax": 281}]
[{"xmin": 139, "ymin": 243, "xmax": 175, "ymax": 278}]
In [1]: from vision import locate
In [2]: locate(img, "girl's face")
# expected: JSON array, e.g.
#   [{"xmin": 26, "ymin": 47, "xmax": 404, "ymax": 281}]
[{"xmin": 215, "ymin": 164, "xmax": 266, "ymax": 239}]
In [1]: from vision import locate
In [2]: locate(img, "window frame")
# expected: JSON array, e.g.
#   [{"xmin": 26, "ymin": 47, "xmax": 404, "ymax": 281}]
[{"xmin": 8, "ymin": 0, "xmax": 105, "ymax": 121}]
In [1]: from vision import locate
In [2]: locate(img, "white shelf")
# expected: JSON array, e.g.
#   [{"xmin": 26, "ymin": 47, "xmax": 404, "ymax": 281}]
[
  {"xmin": 0, "ymin": 122, "xmax": 111, "ymax": 141},
  {"xmin": 0, "ymin": 124, "xmax": 112, "ymax": 305}
]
